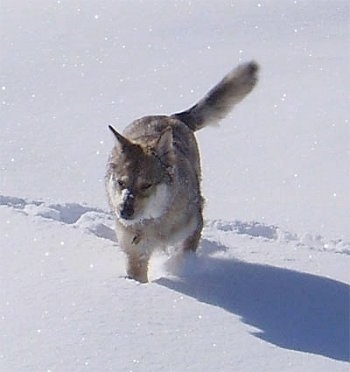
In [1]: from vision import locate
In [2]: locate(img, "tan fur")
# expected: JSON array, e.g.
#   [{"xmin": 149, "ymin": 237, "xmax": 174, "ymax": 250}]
[{"xmin": 106, "ymin": 62, "xmax": 259, "ymax": 282}]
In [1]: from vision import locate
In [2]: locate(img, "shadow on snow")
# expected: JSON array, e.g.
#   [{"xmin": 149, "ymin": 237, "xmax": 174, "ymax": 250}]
[
  {"xmin": 1, "ymin": 195, "xmax": 348, "ymax": 360},
  {"xmin": 156, "ymin": 240, "xmax": 349, "ymax": 362}
]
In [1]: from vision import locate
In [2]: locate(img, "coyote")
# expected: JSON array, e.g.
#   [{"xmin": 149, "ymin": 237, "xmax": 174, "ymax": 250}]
[{"xmin": 106, "ymin": 62, "xmax": 259, "ymax": 282}]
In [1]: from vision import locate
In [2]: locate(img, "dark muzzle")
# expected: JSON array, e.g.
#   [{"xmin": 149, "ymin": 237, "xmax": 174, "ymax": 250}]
[{"xmin": 119, "ymin": 192, "xmax": 135, "ymax": 220}]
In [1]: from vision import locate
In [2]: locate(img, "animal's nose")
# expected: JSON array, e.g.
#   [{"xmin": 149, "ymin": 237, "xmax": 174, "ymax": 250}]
[{"xmin": 120, "ymin": 204, "xmax": 134, "ymax": 219}]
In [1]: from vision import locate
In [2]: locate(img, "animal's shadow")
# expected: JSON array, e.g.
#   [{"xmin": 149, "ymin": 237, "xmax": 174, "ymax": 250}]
[{"xmin": 156, "ymin": 240, "xmax": 349, "ymax": 362}]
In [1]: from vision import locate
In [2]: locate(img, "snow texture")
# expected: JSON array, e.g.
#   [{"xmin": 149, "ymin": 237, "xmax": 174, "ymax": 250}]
[{"xmin": 1, "ymin": 1, "xmax": 349, "ymax": 371}]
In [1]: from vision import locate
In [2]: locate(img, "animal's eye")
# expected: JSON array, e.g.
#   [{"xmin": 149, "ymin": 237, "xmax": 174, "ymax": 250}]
[
  {"xmin": 140, "ymin": 183, "xmax": 152, "ymax": 191},
  {"xmin": 116, "ymin": 179, "xmax": 126, "ymax": 189}
]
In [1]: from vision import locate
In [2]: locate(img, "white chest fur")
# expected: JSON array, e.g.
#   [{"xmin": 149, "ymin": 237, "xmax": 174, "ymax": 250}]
[{"xmin": 141, "ymin": 183, "xmax": 170, "ymax": 220}]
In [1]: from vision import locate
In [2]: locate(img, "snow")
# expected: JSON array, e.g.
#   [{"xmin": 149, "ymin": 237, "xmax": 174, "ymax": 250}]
[{"xmin": 1, "ymin": 1, "xmax": 349, "ymax": 371}]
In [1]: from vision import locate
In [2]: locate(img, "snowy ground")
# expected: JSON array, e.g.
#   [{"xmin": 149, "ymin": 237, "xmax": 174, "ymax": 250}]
[{"xmin": 1, "ymin": 1, "xmax": 349, "ymax": 371}]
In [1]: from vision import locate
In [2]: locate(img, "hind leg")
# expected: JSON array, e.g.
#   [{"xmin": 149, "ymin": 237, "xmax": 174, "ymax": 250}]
[{"xmin": 182, "ymin": 215, "xmax": 203, "ymax": 253}]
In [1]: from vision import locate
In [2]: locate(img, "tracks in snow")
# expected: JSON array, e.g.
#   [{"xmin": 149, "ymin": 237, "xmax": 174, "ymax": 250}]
[
  {"xmin": 0, "ymin": 194, "xmax": 116, "ymax": 242},
  {"xmin": 0, "ymin": 194, "xmax": 349, "ymax": 255}
]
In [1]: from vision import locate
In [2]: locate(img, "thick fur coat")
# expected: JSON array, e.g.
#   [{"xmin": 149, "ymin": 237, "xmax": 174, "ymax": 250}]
[{"xmin": 106, "ymin": 62, "xmax": 259, "ymax": 282}]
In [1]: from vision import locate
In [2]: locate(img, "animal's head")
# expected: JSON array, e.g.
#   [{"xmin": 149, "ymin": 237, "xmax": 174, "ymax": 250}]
[{"xmin": 106, "ymin": 125, "xmax": 173, "ymax": 224}]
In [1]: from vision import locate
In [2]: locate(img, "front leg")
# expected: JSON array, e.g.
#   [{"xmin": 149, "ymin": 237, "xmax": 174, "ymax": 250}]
[
  {"xmin": 126, "ymin": 250, "xmax": 150, "ymax": 283},
  {"xmin": 118, "ymin": 230, "xmax": 152, "ymax": 283}
]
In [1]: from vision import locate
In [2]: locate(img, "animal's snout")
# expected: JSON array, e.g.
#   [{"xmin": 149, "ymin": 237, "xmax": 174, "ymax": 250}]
[
  {"xmin": 119, "ymin": 191, "xmax": 135, "ymax": 220},
  {"xmin": 120, "ymin": 203, "xmax": 134, "ymax": 219}
]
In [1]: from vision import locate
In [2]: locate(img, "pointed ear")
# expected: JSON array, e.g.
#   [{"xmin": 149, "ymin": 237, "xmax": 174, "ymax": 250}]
[
  {"xmin": 108, "ymin": 125, "xmax": 132, "ymax": 152},
  {"xmin": 155, "ymin": 126, "xmax": 173, "ymax": 157}
]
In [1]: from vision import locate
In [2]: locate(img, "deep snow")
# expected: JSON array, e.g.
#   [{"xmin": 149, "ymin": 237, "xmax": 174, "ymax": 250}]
[
  {"xmin": 1, "ymin": 196, "xmax": 349, "ymax": 371},
  {"xmin": 1, "ymin": 1, "xmax": 349, "ymax": 371}
]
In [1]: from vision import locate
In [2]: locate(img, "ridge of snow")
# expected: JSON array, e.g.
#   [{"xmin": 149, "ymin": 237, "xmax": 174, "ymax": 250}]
[{"xmin": 1, "ymin": 195, "xmax": 348, "ymax": 256}]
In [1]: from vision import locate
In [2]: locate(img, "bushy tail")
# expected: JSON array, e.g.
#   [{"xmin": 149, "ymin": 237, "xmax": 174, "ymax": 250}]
[{"xmin": 172, "ymin": 61, "xmax": 259, "ymax": 131}]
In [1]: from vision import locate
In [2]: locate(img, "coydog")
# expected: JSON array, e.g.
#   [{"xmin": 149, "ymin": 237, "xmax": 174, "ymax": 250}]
[{"xmin": 106, "ymin": 61, "xmax": 259, "ymax": 282}]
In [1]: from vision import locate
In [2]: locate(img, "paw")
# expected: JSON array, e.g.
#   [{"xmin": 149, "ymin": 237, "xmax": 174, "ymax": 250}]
[{"xmin": 125, "ymin": 273, "xmax": 148, "ymax": 283}]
